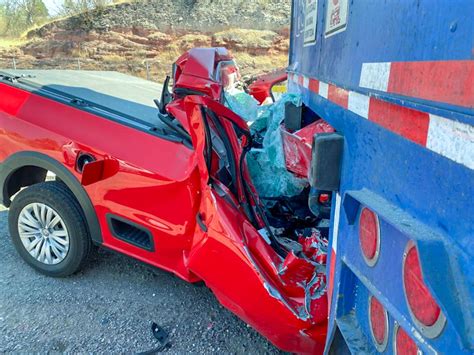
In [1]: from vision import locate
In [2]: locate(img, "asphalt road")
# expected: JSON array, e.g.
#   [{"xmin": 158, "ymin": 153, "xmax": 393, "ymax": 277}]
[{"xmin": 0, "ymin": 206, "xmax": 282, "ymax": 353}]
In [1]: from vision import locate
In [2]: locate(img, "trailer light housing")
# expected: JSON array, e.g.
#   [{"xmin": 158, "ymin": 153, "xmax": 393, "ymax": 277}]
[
  {"xmin": 359, "ymin": 207, "xmax": 380, "ymax": 266},
  {"xmin": 393, "ymin": 323, "xmax": 421, "ymax": 355},
  {"xmin": 402, "ymin": 241, "xmax": 446, "ymax": 338},
  {"xmin": 368, "ymin": 296, "xmax": 389, "ymax": 352}
]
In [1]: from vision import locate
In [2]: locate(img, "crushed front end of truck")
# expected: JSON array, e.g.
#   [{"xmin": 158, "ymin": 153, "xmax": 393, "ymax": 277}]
[{"xmin": 157, "ymin": 47, "xmax": 337, "ymax": 353}]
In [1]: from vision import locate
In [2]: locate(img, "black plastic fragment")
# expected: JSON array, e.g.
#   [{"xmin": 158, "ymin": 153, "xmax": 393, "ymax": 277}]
[
  {"xmin": 196, "ymin": 213, "xmax": 208, "ymax": 233},
  {"xmin": 284, "ymin": 101, "xmax": 303, "ymax": 132},
  {"xmin": 152, "ymin": 322, "xmax": 168, "ymax": 344},
  {"xmin": 310, "ymin": 133, "xmax": 344, "ymax": 191},
  {"xmin": 138, "ymin": 322, "xmax": 171, "ymax": 354}
]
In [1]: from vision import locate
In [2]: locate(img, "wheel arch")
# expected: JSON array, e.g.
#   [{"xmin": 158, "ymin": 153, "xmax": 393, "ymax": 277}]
[{"xmin": 0, "ymin": 151, "xmax": 102, "ymax": 244}]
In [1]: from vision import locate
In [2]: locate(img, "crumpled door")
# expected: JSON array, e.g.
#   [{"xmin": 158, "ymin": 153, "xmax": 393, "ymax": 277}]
[{"xmin": 181, "ymin": 95, "xmax": 328, "ymax": 354}]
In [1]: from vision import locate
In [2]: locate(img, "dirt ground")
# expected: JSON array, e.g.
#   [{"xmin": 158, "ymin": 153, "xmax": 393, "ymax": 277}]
[{"xmin": 0, "ymin": 206, "xmax": 284, "ymax": 353}]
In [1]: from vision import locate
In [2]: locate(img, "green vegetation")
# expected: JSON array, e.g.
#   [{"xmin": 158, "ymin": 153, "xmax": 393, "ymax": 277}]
[
  {"xmin": 0, "ymin": 37, "xmax": 28, "ymax": 48},
  {"xmin": 59, "ymin": 0, "xmax": 115, "ymax": 17},
  {"xmin": 0, "ymin": 0, "xmax": 121, "ymax": 38},
  {"xmin": 0, "ymin": 0, "xmax": 48, "ymax": 37}
]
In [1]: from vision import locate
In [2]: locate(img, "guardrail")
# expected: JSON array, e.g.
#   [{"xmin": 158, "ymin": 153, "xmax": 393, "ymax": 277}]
[{"xmin": 0, "ymin": 57, "xmax": 167, "ymax": 82}]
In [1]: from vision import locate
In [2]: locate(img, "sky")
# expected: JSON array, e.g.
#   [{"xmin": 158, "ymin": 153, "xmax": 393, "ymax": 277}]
[{"xmin": 43, "ymin": 0, "xmax": 59, "ymax": 15}]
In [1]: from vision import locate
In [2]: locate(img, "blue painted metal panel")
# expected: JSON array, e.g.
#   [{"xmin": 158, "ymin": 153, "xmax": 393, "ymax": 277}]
[
  {"xmin": 288, "ymin": 0, "xmax": 474, "ymax": 353},
  {"xmin": 290, "ymin": 0, "xmax": 474, "ymax": 119}
]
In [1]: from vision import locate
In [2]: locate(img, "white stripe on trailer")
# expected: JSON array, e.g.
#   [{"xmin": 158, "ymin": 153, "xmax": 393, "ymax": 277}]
[
  {"xmin": 359, "ymin": 62, "xmax": 391, "ymax": 92},
  {"xmin": 332, "ymin": 193, "xmax": 342, "ymax": 252},
  {"xmin": 427, "ymin": 114, "xmax": 474, "ymax": 170},
  {"xmin": 303, "ymin": 76, "xmax": 310, "ymax": 89},
  {"xmin": 348, "ymin": 91, "xmax": 370, "ymax": 119},
  {"xmin": 319, "ymin": 82, "xmax": 329, "ymax": 99}
]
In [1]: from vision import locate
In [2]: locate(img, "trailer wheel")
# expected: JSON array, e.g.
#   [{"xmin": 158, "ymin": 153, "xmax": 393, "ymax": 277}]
[{"xmin": 8, "ymin": 181, "xmax": 92, "ymax": 277}]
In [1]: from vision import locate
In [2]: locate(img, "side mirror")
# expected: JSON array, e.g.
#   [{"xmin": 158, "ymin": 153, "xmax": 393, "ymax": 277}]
[{"xmin": 158, "ymin": 76, "xmax": 172, "ymax": 114}]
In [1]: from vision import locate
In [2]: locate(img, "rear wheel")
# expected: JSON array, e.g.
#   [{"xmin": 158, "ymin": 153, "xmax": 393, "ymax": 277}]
[{"xmin": 8, "ymin": 181, "xmax": 91, "ymax": 277}]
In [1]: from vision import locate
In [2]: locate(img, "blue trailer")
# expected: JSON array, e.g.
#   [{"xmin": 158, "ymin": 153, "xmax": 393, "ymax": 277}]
[{"xmin": 287, "ymin": 0, "xmax": 474, "ymax": 353}]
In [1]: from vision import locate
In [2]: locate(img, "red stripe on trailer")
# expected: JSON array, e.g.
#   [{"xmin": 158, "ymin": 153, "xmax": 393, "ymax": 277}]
[
  {"xmin": 368, "ymin": 98, "xmax": 430, "ymax": 145},
  {"xmin": 328, "ymin": 84, "xmax": 349, "ymax": 109},
  {"xmin": 309, "ymin": 78, "xmax": 320, "ymax": 93},
  {"xmin": 298, "ymin": 75, "xmax": 305, "ymax": 86},
  {"xmin": 388, "ymin": 60, "xmax": 474, "ymax": 108}
]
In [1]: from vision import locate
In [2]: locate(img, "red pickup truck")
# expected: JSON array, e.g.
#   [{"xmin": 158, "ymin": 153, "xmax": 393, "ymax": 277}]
[{"xmin": 0, "ymin": 48, "xmax": 333, "ymax": 353}]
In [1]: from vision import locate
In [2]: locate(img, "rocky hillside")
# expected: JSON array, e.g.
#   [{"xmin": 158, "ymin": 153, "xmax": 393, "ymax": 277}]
[{"xmin": 0, "ymin": 0, "xmax": 291, "ymax": 80}]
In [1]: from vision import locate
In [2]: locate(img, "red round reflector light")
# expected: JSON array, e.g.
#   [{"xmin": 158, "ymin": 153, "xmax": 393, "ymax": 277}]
[
  {"xmin": 403, "ymin": 241, "xmax": 446, "ymax": 338},
  {"xmin": 393, "ymin": 323, "xmax": 420, "ymax": 355},
  {"xmin": 319, "ymin": 193, "xmax": 330, "ymax": 204},
  {"xmin": 369, "ymin": 296, "xmax": 389, "ymax": 352},
  {"xmin": 359, "ymin": 207, "xmax": 380, "ymax": 266}
]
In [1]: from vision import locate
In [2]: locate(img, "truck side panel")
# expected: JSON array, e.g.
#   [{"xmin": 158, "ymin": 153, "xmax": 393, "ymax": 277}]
[{"xmin": 289, "ymin": 0, "xmax": 474, "ymax": 353}]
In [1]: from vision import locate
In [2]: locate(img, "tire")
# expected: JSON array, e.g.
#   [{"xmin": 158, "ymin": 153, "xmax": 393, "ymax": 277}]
[{"xmin": 8, "ymin": 181, "xmax": 92, "ymax": 277}]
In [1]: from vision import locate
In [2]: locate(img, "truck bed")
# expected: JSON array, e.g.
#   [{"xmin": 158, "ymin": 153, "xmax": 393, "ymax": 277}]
[{"xmin": 0, "ymin": 70, "xmax": 165, "ymax": 130}]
